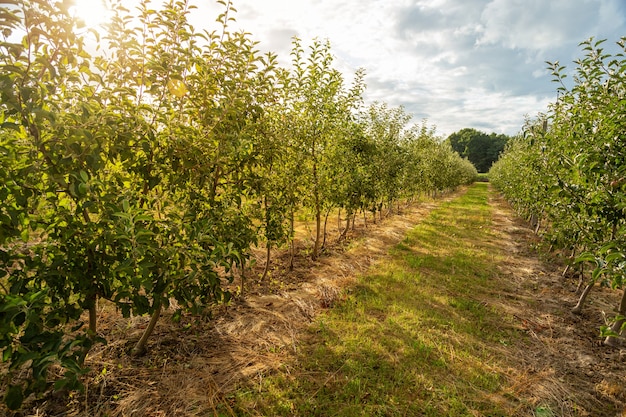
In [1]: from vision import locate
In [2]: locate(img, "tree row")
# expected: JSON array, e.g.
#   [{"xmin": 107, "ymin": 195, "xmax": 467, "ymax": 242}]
[
  {"xmin": 0, "ymin": 0, "xmax": 476, "ymax": 408},
  {"xmin": 490, "ymin": 38, "xmax": 626, "ymax": 347}
]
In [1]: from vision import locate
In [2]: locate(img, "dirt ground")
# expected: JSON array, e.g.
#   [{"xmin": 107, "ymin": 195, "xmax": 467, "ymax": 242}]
[
  {"xmin": 488, "ymin": 192, "xmax": 626, "ymax": 416},
  {"xmin": 8, "ymin": 187, "xmax": 626, "ymax": 416}
]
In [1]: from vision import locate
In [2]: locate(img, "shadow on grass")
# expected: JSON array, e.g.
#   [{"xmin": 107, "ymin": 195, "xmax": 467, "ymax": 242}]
[{"xmin": 228, "ymin": 183, "xmax": 523, "ymax": 416}]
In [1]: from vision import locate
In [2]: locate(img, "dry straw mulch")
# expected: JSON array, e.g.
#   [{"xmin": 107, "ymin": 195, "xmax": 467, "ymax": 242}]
[
  {"xmin": 11, "ymin": 192, "xmax": 458, "ymax": 417},
  {"xmin": 6, "ymin": 187, "xmax": 626, "ymax": 416}
]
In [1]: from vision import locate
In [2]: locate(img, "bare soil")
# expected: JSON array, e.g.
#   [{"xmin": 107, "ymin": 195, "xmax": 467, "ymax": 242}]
[
  {"xmin": 6, "ymin": 187, "xmax": 626, "ymax": 416},
  {"xmin": 487, "ymin": 192, "xmax": 626, "ymax": 416}
]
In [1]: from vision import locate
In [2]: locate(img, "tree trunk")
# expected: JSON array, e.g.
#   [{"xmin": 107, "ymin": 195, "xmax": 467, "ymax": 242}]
[
  {"xmin": 88, "ymin": 296, "xmax": 97, "ymax": 335},
  {"xmin": 562, "ymin": 248, "xmax": 576, "ymax": 277},
  {"xmin": 289, "ymin": 209, "xmax": 295, "ymax": 271},
  {"xmin": 312, "ymin": 149, "xmax": 321, "ymax": 260},
  {"xmin": 605, "ymin": 287, "xmax": 626, "ymax": 347},
  {"xmin": 82, "ymin": 295, "xmax": 99, "ymax": 362},
  {"xmin": 240, "ymin": 263, "xmax": 246, "ymax": 298},
  {"xmin": 529, "ymin": 213, "xmax": 538, "ymax": 232},
  {"xmin": 322, "ymin": 209, "xmax": 330, "ymax": 249},
  {"xmin": 574, "ymin": 264, "xmax": 585, "ymax": 294},
  {"xmin": 340, "ymin": 210, "xmax": 350, "ymax": 239},
  {"xmin": 313, "ymin": 206, "xmax": 321, "ymax": 259},
  {"xmin": 261, "ymin": 243, "xmax": 271, "ymax": 281},
  {"xmin": 571, "ymin": 282, "xmax": 593, "ymax": 314},
  {"xmin": 131, "ymin": 300, "xmax": 162, "ymax": 357},
  {"xmin": 337, "ymin": 208, "xmax": 341, "ymax": 237}
]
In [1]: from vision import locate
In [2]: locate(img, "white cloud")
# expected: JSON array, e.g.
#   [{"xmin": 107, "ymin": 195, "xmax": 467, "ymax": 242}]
[
  {"xmin": 141, "ymin": 0, "xmax": 626, "ymax": 137},
  {"xmin": 477, "ymin": 0, "xmax": 600, "ymax": 51}
]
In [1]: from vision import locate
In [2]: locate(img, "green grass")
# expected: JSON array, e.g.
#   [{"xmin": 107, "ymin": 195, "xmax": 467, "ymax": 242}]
[
  {"xmin": 228, "ymin": 183, "xmax": 521, "ymax": 416},
  {"xmin": 476, "ymin": 173, "xmax": 490, "ymax": 182}
]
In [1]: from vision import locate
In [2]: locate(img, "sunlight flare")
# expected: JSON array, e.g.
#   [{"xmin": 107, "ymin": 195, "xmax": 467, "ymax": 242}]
[{"xmin": 69, "ymin": 0, "xmax": 112, "ymax": 30}]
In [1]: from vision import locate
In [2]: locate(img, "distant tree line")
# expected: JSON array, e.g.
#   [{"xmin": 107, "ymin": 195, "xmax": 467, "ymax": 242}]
[{"xmin": 446, "ymin": 128, "xmax": 511, "ymax": 173}]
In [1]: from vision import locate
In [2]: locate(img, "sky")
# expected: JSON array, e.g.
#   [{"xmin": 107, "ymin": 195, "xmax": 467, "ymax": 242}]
[
  {"xmin": 194, "ymin": 0, "xmax": 626, "ymax": 137},
  {"xmin": 79, "ymin": 0, "xmax": 626, "ymax": 138}
]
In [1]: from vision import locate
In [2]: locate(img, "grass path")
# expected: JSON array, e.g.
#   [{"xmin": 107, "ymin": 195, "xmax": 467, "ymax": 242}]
[
  {"xmin": 230, "ymin": 183, "xmax": 525, "ymax": 416},
  {"xmin": 17, "ymin": 182, "xmax": 624, "ymax": 416}
]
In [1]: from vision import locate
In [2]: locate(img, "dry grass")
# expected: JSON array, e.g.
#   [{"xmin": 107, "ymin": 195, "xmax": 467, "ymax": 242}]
[
  {"xmin": 4, "ymin": 193, "xmax": 460, "ymax": 416},
  {"xmin": 487, "ymin": 191, "xmax": 626, "ymax": 416},
  {"xmin": 5, "ymin": 185, "xmax": 626, "ymax": 416}
]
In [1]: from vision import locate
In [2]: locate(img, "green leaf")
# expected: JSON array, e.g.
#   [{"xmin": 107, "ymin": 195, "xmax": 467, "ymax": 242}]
[
  {"xmin": 605, "ymin": 252, "xmax": 625, "ymax": 263},
  {"xmin": 575, "ymin": 252, "xmax": 596, "ymax": 263},
  {"xmin": 1, "ymin": 122, "xmax": 20, "ymax": 131},
  {"xmin": 534, "ymin": 405, "xmax": 555, "ymax": 417},
  {"xmin": 591, "ymin": 267, "xmax": 605, "ymax": 281},
  {"xmin": 5, "ymin": 384, "xmax": 24, "ymax": 410},
  {"xmin": 2, "ymin": 346, "xmax": 12, "ymax": 362},
  {"xmin": 167, "ymin": 79, "xmax": 188, "ymax": 98},
  {"xmin": 53, "ymin": 377, "xmax": 69, "ymax": 390}
]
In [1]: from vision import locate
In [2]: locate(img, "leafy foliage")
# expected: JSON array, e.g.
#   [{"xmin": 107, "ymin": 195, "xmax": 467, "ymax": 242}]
[
  {"xmin": 0, "ymin": 0, "xmax": 478, "ymax": 409},
  {"xmin": 490, "ymin": 37, "xmax": 626, "ymax": 341},
  {"xmin": 447, "ymin": 128, "xmax": 511, "ymax": 173}
]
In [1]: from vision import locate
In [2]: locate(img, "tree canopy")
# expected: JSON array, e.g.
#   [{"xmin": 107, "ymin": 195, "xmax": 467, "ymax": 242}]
[
  {"xmin": 0, "ymin": 0, "xmax": 477, "ymax": 408},
  {"xmin": 489, "ymin": 38, "xmax": 626, "ymax": 346},
  {"xmin": 446, "ymin": 128, "xmax": 511, "ymax": 173}
]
